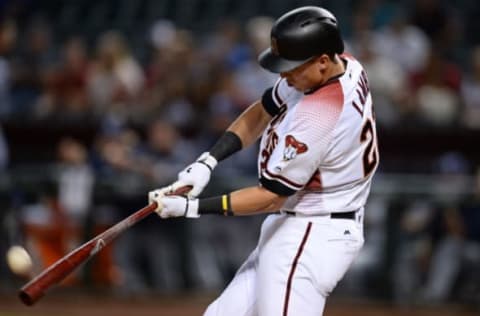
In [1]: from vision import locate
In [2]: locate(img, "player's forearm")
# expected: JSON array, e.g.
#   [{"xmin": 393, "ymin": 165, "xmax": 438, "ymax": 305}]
[
  {"xmin": 230, "ymin": 186, "xmax": 288, "ymax": 215},
  {"xmin": 227, "ymin": 101, "xmax": 271, "ymax": 148},
  {"xmin": 198, "ymin": 185, "xmax": 288, "ymax": 216},
  {"xmin": 206, "ymin": 101, "xmax": 269, "ymax": 163}
]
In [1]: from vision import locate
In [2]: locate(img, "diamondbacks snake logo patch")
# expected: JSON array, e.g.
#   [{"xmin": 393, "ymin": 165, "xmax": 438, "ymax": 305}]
[{"xmin": 283, "ymin": 135, "xmax": 308, "ymax": 161}]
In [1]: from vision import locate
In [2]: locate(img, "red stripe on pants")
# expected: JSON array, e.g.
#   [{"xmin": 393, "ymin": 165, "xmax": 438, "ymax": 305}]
[{"xmin": 283, "ymin": 222, "xmax": 312, "ymax": 316}]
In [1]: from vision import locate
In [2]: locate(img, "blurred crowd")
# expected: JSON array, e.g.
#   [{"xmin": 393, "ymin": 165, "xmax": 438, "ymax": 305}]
[
  {"xmin": 0, "ymin": 0, "xmax": 479, "ymax": 308},
  {"xmin": 0, "ymin": 0, "xmax": 479, "ymax": 130}
]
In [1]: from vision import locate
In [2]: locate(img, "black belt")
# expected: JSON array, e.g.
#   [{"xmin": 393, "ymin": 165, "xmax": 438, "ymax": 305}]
[{"xmin": 284, "ymin": 210, "xmax": 356, "ymax": 219}]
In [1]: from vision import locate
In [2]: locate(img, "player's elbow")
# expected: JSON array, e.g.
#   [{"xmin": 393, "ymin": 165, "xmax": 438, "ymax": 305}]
[
  {"xmin": 261, "ymin": 187, "xmax": 289, "ymax": 211},
  {"xmin": 265, "ymin": 197, "xmax": 288, "ymax": 211}
]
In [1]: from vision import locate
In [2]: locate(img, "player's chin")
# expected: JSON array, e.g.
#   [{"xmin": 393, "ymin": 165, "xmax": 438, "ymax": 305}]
[{"xmin": 287, "ymin": 80, "xmax": 308, "ymax": 92}]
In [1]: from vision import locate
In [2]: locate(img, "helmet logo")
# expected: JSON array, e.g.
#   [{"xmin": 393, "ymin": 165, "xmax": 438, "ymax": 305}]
[{"xmin": 271, "ymin": 37, "xmax": 279, "ymax": 56}]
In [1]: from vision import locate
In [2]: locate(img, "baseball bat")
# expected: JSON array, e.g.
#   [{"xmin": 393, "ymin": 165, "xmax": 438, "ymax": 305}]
[{"xmin": 18, "ymin": 186, "xmax": 191, "ymax": 306}]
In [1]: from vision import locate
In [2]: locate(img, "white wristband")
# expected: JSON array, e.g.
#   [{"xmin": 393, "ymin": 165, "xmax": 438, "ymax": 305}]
[{"xmin": 185, "ymin": 199, "xmax": 200, "ymax": 218}]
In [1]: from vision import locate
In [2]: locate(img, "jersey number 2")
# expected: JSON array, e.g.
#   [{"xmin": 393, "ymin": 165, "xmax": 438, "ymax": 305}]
[{"xmin": 360, "ymin": 119, "xmax": 378, "ymax": 177}]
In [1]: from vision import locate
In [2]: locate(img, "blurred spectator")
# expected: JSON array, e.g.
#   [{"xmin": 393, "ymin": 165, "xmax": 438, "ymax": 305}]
[
  {"xmin": 419, "ymin": 164, "xmax": 480, "ymax": 304},
  {"xmin": 202, "ymin": 19, "xmax": 249, "ymax": 70},
  {"xmin": 144, "ymin": 20, "xmax": 180, "ymax": 114},
  {"xmin": 392, "ymin": 152, "xmax": 472, "ymax": 305},
  {"xmin": 9, "ymin": 18, "xmax": 56, "ymax": 117},
  {"xmin": 56, "ymin": 137, "xmax": 94, "ymax": 228},
  {"xmin": 374, "ymin": 6, "xmax": 430, "ymax": 74},
  {"xmin": 55, "ymin": 137, "xmax": 119, "ymax": 286},
  {"xmin": 144, "ymin": 119, "xmax": 195, "ymax": 183},
  {"xmin": 232, "ymin": 16, "xmax": 277, "ymax": 105},
  {"xmin": 347, "ymin": 6, "xmax": 414, "ymax": 127},
  {"xmin": 144, "ymin": 23, "xmax": 197, "ymax": 126},
  {"xmin": 355, "ymin": 32, "xmax": 408, "ymax": 127},
  {"xmin": 410, "ymin": 48, "xmax": 462, "ymax": 126},
  {"xmin": 0, "ymin": 19, "xmax": 16, "ymax": 117},
  {"xmin": 93, "ymin": 128, "xmax": 147, "ymax": 186},
  {"xmin": 88, "ymin": 30, "xmax": 144, "ymax": 120},
  {"xmin": 19, "ymin": 138, "xmax": 94, "ymax": 286},
  {"xmin": 461, "ymin": 46, "xmax": 480, "ymax": 129},
  {"xmin": 345, "ymin": 6, "xmax": 375, "ymax": 54},
  {"xmin": 21, "ymin": 185, "xmax": 78, "ymax": 283},
  {"xmin": 393, "ymin": 198, "xmax": 436, "ymax": 304},
  {"xmin": 411, "ymin": 0, "xmax": 449, "ymax": 42},
  {"xmin": 99, "ymin": 121, "xmax": 195, "ymax": 295},
  {"xmin": 207, "ymin": 73, "xmax": 245, "ymax": 133},
  {"xmin": 36, "ymin": 37, "xmax": 91, "ymax": 119},
  {"xmin": 149, "ymin": 20, "xmax": 177, "ymax": 52},
  {"xmin": 91, "ymin": 128, "xmax": 152, "ymax": 291}
]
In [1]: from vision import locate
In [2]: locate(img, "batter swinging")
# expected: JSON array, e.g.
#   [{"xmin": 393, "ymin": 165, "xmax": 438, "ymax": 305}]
[{"xmin": 149, "ymin": 6, "xmax": 379, "ymax": 316}]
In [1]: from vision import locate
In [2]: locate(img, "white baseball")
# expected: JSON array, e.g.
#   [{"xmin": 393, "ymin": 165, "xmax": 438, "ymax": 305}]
[{"xmin": 6, "ymin": 245, "xmax": 33, "ymax": 276}]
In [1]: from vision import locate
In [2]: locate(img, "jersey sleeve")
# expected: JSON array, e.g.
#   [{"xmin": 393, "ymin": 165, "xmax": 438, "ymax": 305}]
[
  {"xmin": 261, "ymin": 78, "xmax": 296, "ymax": 116},
  {"xmin": 260, "ymin": 82, "xmax": 344, "ymax": 195}
]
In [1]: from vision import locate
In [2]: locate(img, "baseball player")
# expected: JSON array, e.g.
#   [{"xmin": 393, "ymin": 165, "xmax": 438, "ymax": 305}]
[{"xmin": 149, "ymin": 6, "xmax": 379, "ymax": 316}]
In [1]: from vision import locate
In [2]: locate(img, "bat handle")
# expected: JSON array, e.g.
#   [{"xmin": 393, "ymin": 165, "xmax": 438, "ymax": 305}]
[{"xmin": 168, "ymin": 185, "xmax": 192, "ymax": 196}]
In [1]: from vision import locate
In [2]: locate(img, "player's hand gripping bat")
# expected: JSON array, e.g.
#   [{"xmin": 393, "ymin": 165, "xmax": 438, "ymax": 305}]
[{"xmin": 18, "ymin": 186, "xmax": 191, "ymax": 306}]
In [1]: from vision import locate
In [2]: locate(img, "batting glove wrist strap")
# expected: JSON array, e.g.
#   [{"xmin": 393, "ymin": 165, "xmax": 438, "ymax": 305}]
[
  {"xmin": 197, "ymin": 152, "xmax": 218, "ymax": 171},
  {"xmin": 156, "ymin": 196, "xmax": 200, "ymax": 218},
  {"xmin": 185, "ymin": 198, "xmax": 200, "ymax": 218},
  {"xmin": 173, "ymin": 153, "xmax": 216, "ymax": 198}
]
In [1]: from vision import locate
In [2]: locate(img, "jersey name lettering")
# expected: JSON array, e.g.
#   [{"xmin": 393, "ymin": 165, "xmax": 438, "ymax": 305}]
[{"xmin": 352, "ymin": 70, "xmax": 370, "ymax": 117}]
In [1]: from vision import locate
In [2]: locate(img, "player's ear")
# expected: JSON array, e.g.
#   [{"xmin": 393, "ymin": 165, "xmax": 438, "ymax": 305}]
[{"xmin": 317, "ymin": 55, "xmax": 329, "ymax": 72}]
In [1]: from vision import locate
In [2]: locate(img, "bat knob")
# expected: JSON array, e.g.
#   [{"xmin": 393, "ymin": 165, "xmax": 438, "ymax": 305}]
[{"xmin": 19, "ymin": 288, "xmax": 43, "ymax": 306}]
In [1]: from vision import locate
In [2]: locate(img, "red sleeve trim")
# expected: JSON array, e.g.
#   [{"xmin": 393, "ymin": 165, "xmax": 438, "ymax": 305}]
[{"xmin": 263, "ymin": 168, "xmax": 304, "ymax": 190}]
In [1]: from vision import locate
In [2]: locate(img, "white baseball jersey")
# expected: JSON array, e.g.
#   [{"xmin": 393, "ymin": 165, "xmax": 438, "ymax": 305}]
[
  {"xmin": 258, "ymin": 53, "xmax": 379, "ymax": 215},
  {"xmin": 204, "ymin": 54, "xmax": 373, "ymax": 316}
]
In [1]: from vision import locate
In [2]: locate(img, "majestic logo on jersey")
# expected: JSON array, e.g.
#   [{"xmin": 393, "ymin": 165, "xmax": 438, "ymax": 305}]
[{"xmin": 283, "ymin": 135, "xmax": 308, "ymax": 161}]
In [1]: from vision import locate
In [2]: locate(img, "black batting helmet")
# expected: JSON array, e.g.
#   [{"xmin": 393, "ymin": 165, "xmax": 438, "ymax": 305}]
[{"xmin": 258, "ymin": 6, "xmax": 344, "ymax": 73}]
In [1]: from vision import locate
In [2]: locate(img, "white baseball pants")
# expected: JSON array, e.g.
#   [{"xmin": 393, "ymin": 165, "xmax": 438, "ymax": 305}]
[{"xmin": 203, "ymin": 211, "xmax": 364, "ymax": 316}]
